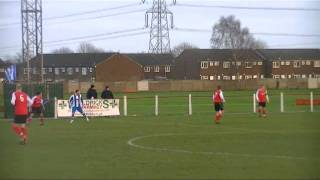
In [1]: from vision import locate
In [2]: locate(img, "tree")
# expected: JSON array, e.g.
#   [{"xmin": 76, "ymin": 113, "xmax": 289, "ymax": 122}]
[
  {"xmin": 210, "ymin": 15, "xmax": 267, "ymax": 49},
  {"xmin": 51, "ymin": 47, "xmax": 74, "ymax": 54},
  {"xmin": 77, "ymin": 42, "xmax": 105, "ymax": 53},
  {"xmin": 171, "ymin": 42, "xmax": 199, "ymax": 57}
]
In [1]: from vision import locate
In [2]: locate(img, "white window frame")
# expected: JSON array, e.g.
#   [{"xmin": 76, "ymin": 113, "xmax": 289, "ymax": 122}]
[
  {"xmin": 223, "ymin": 76, "xmax": 230, "ymax": 80},
  {"xmin": 81, "ymin": 67, "xmax": 87, "ymax": 75},
  {"xmin": 165, "ymin": 65, "xmax": 171, "ymax": 73},
  {"xmin": 273, "ymin": 61, "xmax": 280, "ymax": 68},
  {"xmin": 214, "ymin": 61, "xmax": 219, "ymax": 66},
  {"xmin": 209, "ymin": 76, "xmax": 214, "ymax": 80},
  {"xmin": 306, "ymin": 60, "xmax": 311, "ymax": 65},
  {"xmin": 293, "ymin": 61, "xmax": 301, "ymax": 68},
  {"xmin": 201, "ymin": 61, "xmax": 208, "ymax": 69},
  {"xmin": 273, "ymin": 75, "xmax": 280, "ymax": 79},
  {"xmin": 285, "ymin": 61, "xmax": 290, "ymax": 65},
  {"xmin": 301, "ymin": 61, "xmax": 305, "ymax": 65},
  {"xmin": 245, "ymin": 62, "xmax": 252, "ymax": 68},
  {"xmin": 201, "ymin": 75, "xmax": 208, "ymax": 80},
  {"xmin": 281, "ymin": 61, "xmax": 285, "ymax": 65},
  {"xmin": 281, "ymin": 74, "xmax": 286, "ymax": 79},
  {"xmin": 257, "ymin": 61, "xmax": 263, "ymax": 66},
  {"xmin": 67, "ymin": 67, "xmax": 73, "ymax": 75},
  {"xmin": 89, "ymin": 67, "xmax": 93, "ymax": 73},
  {"xmin": 54, "ymin": 68, "xmax": 59, "ymax": 75},
  {"xmin": 223, "ymin": 62, "xmax": 230, "ymax": 68},
  {"xmin": 48, "ymin": 67, "xmax": 53, "ymax": 73},
  {"xmin": 302, "ymin": 74, "xmax": 306, "ymax": 78},
  {"xmin": 209, "ymin": 61, "xmax": 214, "ymax": 66},
  {"xmin": 314, "ymin": 60, "xmax": 320, "ymax": 67},
  {"xmin": 154, "ymin": 66, "xmax": 159, "ymax": 72},
  {"xmin": 232, "ymin": 75, "xmax": 236, "ymax": 80},
  {"xmin": 61, "ymin": 67, "xmax": 66, "ymax": 73},
  {"xmin": 260, "ymin": 74, "xmax": 264, "ymax": 79},
  {"xmin": 75, "ymin": 67, "xmax": 79, "ymax": 73},
  {"xmin": 144, "ymin": 66, "xmax": 151, "ymax": 72}
]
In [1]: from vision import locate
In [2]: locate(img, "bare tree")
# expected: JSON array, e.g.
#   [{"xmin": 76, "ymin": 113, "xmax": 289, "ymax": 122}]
[
  {"xmin": 77, "ymin": 42, "xmax": 105, "ymax": 53},
  {"xmin": 210, "ymin": 15, "xmax": 267, "ymax": 49},
  {"xmin": 51, "ymin": 47, "xmax": 74, "ymax": 54},
  {"xmin": 171, "ymin": 42, "xmax": 199, "ymax": 57}
]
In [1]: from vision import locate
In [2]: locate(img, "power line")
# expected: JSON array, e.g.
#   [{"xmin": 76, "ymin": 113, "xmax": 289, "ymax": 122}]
[
  {"xmin": 175, "ymin": 2, "xmax": 320, "ymax": 12},
  {"xmin": 0, "ymin": 28, "xmax": 148, "ymax": 51},
  {"xmin": 0, "ymin": 2, "xmax": 143, "ymax": 28},
  {"xmin": 173, "ymin": 27, "xmax": 320, "ymax": 37}
]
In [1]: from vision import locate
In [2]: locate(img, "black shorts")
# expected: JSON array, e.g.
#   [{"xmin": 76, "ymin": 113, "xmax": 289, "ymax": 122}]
[
  {"xmin": 14, "ymin": 115, "xmax": 28, "ymax": 124},
  {"xmin": 31, "ymin": 107, "xmax": 43, "ymax": 114},
  {"xmin": 215, "ymin": 103, "xmax": 224, "ymax": 112},
  {"xmin": 258, "ymin": 102, "xmax": 266, "ymax": 107}
]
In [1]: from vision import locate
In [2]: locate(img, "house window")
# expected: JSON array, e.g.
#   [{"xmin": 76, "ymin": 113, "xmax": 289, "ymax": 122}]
[
  {"xmin": 214, "ymin": 61, "xmax": 219, "ymax": 66},
  {"xmin": 236, "ymin": 61, "xmax": 241, "ymax": 66},
  {"xmin": 32, "ymin": 68, "xmax": 37, "ymax": 74},
  {"xmin": 209, "ymin": 61, "xmax": 214, "ymax": 66},
  {"xmin": 252, "ymin": 62, "xmax": 257, "ymax": 66},
  {"xmin": 165, "ymin": 65, "xmax": 171, "ymax": 73},
  {"xmin": 245, "ymin": 62, "xmax": 252, "ymax": 68},
  {"xmin": 42, "ymin": 68, "xmax": 46, "ymax": 75},
  {"xmin": 302, "ymin": 74, "xmax": 306, "ymax": 78},
  {"xmin": 232, "ymin": 76, "xmax": 236, "ymax": 80},
  {"xmin": 293, "ymin": 61, "xmax": 301, "ymax": 68},
  {"xmin": 293, "ymin": 74, "xmax": 301, "ymax": 78},
  {"xmin": 210, "ymin": 76, "xmax": 214, "ymax": 80},
  {"xmin": 253, "ymin": 75, "xmax": 258, "ymax": 79},
  {"xmin": 314, "ymin": 61, "xmax": 320, "ymax": 67},
  {"xmin": 245, "ymin": 75, "xmax": 252, "ymax": 79},
  {"xmin": 223, "ymin": 76, "xmax": 230, "ymax": 80},
  {"xmin": 285, "ymin": 61, "xmax": 290, "ymax": 65},
  {"xmin": 154, "ymin": 66, "xmax": 159, "ymax": 72},
  {"xmin": 239, "ymin": 75, "xmax": 243, "ymax": 80},
  {"xmin": 260, "ymin": 75, "xmax": 264, "ymax": 79},
  {"xmin": 306, "ymin": 60, "xmax": 311, "ymax": 65},
  {"xmin": 273, "ymin": 61, "xmax": 280, "ymax": 68},
  {"xmin": 201, "ymin": 75, "xmax": 208, "ymax": 80},
  {"xmin": 144, "ymin": 66, "xmax": 151, "ymax": 72},
  {"xmin": 257, "ymin": 61, "xmax": 263, "ymax": 66},
  {"xmin": 301, "ymin": 61, "xmax": 305, "ymax": 65},
  {"xmin": 273, "ymin": 75, "xmax": 280, "ymax": 79},
  {"xmin": 223, "ymin": 62, "xmax": 230, "ymax": 68},
  {"xmin": 61, "ymin": 68, "xmax": 65, "ymax": 73},
  {"xmin": 281, "ymin": 75, "xmax": 286, "ymax": 79},
  {"xmin": 288, "ymin": 75, "xmax": 292, "ymax": 79},
  {"xmin": 281, "ymin": 61, "xmax": 285, "ymax": 65},
  {"xmin": 201, "ymin": 61, "xmax": 208, "ymax": 69},
  {"xmin": 82, "ymin": 67, "xmax": 87, "ymax": 75},
  {"xmin": 67, "ymin": 67, "xmax": 73, "ymax": 75},
  {"xmin": 75, "ymin": 67, "xmax": 79, "ymax": 73},
  {"xmin": 48, "ymin": 68, "xmax": 53, "ymax": 73},
  {"xmin": 89, "ymin": 67, "xmax": 93, "ymax": 73},
  {"xmin": 55, "ymin": 68, "xmax": 59, "ymax": 75}
]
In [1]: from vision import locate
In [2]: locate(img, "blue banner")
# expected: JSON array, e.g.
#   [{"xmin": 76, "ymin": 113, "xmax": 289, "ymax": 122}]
[{"xmin": 5, "ymin": 64, "xmax": 16, "ymax": 82}]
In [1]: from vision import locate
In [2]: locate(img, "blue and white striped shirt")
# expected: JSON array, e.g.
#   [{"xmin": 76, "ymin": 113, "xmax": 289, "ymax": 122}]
[{"xmin": 69, "ymin": 94, "xmax": 83, "ymax": 108}]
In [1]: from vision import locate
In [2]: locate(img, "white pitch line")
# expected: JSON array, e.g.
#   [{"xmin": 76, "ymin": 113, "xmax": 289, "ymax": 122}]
[{"xmin": 127, "ymin": 133, "xmax": 317, "ymax": 161}]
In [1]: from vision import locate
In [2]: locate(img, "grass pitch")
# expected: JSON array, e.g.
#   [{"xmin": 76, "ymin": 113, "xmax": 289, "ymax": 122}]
[{"xmin": 1, "ymin": 90, "xmax": 320, "ymax": 179}]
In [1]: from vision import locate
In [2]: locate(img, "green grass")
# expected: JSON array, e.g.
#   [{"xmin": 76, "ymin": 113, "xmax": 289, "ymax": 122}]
[
  {"xmin": 1, "ymin": 113, "xmax": 320, "ymax": 179},
  {"xmin": 1, "ymin": 89, "xmax": 320, "ymax": 179}
]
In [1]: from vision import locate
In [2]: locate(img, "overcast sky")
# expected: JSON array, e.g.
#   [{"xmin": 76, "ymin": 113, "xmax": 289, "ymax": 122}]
[{"xmin": 0, "ymin": 0, "xmax": 319, "ymax": 59}]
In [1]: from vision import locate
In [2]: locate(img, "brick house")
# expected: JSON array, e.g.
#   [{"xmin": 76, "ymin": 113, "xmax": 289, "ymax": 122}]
[
  {"xmin": 95, "ymin": 53, "xmax": 174, "ymax": 82},
  {"xmin": 257, "ymin": 49, "xmax": 320, "ymax": 79},
  {"xmin": 175, "ymin": 49, "xmax": 266, "ymax": 80},
  {"xmin": 17, "ymin": 53, "xmax": 114, "ymax": 82}
]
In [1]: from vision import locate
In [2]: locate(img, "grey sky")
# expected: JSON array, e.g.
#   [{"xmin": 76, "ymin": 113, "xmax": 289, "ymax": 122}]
[{"xmin": 0, "ymin": 0, "xmax": 319, "ymax": 59}]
